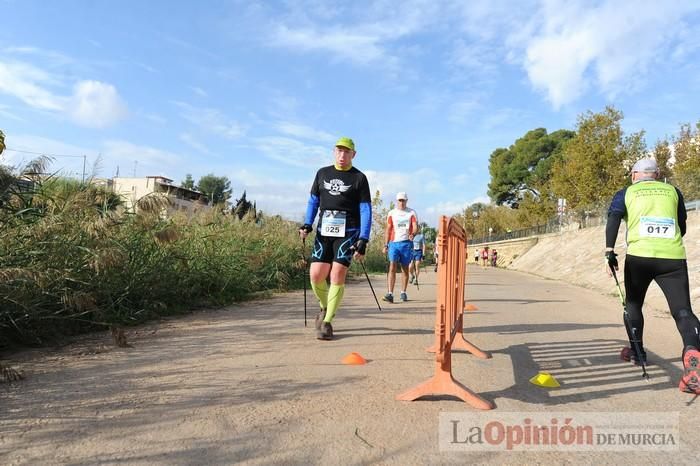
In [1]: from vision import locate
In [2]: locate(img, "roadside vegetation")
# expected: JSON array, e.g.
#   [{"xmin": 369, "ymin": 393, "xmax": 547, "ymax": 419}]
[
  {"xmin": 2, "ymin": 107, "xmax": 698, "ymax": 350},
  {"xmin": 0, "ymin": 159, "xmax": 312, "ymax": 348}
]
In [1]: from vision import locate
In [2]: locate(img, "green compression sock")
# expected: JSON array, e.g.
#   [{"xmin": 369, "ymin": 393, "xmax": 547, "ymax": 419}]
[
  {"xmin": 311, "ymin": 280, "xmax": 329, "ymax": 309},
  {"xmin": 325, "ymin": 284, "xmax": 345, "ymax": 322}
]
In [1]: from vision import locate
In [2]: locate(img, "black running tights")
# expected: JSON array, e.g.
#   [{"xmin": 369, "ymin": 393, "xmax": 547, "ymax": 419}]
[{"xmin": 624, "ymin": 255, "xmax": 700, "ymax": 351}]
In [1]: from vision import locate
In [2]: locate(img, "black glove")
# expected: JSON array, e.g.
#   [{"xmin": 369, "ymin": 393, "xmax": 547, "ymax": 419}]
[
  {"xmin": 351, "ymin": 238, "xmax": 367, "ymax": 255},
  {"xmin": 299, "ymin": 224, "xmax": 313, "ymax": 234},
  {"xmin": 605, "ymin": 251, "xmax": 618, "ymax": 269}
]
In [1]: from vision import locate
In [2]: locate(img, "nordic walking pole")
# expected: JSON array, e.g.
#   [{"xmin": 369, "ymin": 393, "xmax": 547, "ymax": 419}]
[
  {"xmin": 359, "ymin": 259, "xmax": 382, "ymax": 312},
  {"xmin": 413, "ymin": 258, "xmax": 420, "ymax": 290},
  {"xmin": 610, "ymin": 264, "xmax": 649, "ymax": 381},
  {"xmin": 302, "ymin": 237, "xmax": 308, "ymax": 327}
]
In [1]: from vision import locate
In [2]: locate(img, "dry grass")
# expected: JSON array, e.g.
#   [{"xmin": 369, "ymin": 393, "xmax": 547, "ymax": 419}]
[
  {"xmin": 0, "ymin": 362, "xmax": 24, "ymax": 383},
  {"xmin": 0, "ymin": 160, "xmax": 310, "ymax": 348}
]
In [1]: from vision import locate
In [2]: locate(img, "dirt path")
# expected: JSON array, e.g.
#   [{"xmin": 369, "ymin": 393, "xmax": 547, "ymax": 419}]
[{"xmin": 1, "ymin": 265, "xmax": 698, "ymax": 465}]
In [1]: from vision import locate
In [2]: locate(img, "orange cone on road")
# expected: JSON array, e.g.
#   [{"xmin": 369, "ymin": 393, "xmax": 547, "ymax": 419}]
[{"xmin": 342, "ymin": 352, "xmax": 367, "ymax": 365}]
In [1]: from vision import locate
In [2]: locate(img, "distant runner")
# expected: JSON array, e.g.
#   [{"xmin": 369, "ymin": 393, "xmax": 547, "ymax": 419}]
[
  {"xmin": 383, "ymin": 192, "xmax": 418, "ymax": 303},
  {"xmin": 481, "ymin": 247, "xmax": 489, "ymax": 269},
  {"xmin": 409, "ymin": 226, "xmax": 426, "ymax": 285}
]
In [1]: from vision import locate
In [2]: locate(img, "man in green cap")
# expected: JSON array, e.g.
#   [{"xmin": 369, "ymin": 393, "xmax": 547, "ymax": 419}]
[{"xmin": 299, "ymin": 137, "xmax": 372, "ymax": 340}]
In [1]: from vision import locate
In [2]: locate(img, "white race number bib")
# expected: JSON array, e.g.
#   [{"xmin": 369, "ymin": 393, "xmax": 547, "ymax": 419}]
[
  {"xmin": 639, "ymin": 216, "xmax": 675, "ymax": 239},
  {"xmin": 321, "ymin": 211, "xmax": 347, "ymax": 237}
]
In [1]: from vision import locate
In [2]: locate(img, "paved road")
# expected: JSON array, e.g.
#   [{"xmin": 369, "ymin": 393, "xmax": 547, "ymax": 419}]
[{"xmin": 1, "ymin": 265, "xmax": 697, "ymax": 464}]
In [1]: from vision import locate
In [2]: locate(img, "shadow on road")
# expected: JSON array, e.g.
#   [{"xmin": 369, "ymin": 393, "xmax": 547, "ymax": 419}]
[
  {"xmin": 481, "ymin": 339, "xmax": 681, "ymax": 406},
  {"xmin": 468, "ymin": 298, "xmax": 570, "ymax": 305},
  {"xmin": 466, "ymin": 322, "xmax": 619, "ymax": 335}
]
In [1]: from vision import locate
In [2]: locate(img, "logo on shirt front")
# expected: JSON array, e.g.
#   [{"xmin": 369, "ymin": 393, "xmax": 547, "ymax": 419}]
[{"xmin": 323, "ymin": 179, "xmax": 350, "ymax": 196}]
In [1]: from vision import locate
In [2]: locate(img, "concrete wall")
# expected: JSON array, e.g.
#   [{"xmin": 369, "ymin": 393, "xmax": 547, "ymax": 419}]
[
  {"xmin": 508, "ymin": 210, "xmax": 700, "ymax": 314},
  {"xmin": 470, "ymin": 237, "xmax": 539, "ymax": 268}
]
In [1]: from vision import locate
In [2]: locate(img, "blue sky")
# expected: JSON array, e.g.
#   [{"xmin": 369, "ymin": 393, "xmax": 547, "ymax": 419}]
[{"xmin": 1, "ymin": 0, "xmax": 700, "ymax": 226}]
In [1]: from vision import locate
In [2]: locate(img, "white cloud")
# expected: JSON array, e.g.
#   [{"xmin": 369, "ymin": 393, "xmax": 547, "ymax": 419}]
[
  {"xmin": 449, "ymin": 39, "xmax": 498, "ymax": 75},
  {"xmin": 191, "ymin": 86, "xmax": 208, "ymax": 97},
  {"xmin": 0, "ymin": 133, "xmax": 95, "ymax": 178},
  {"xmin": 266, "ymin": 1, "xmax": 438, "ymax": 69},
  {"xmin": 520, "ymin": 0, "xmax": 700, "ymax": 108},
  {"xmin": 480, "ymin": 108, "xmax": 528, "ymax": 131},
  {"xmin": 0, "ymin": 57, "xmax": 127, "ymax": 128},
  {"xmin": 101, "ymin": 140, "xmax": 184, "ymax": 178},
  {"xmin": 174, "ymin": 102, "xmax": 247, "ymax": 139},
  {"xmin": 135, "ymin": 62, "xmax": 158, "ymax": 73},
  {"xmin": 0, "ymin": 103, "xmax": 24, "ymax": 121},
  {"xmin": 1, "ymin": 134, "xmax": 191, "ymax": 180},
  {"xmin": 229, "ymin": 168, "xmax": 309, "ymax": 221},
  {"xmin": 143, "ymin": 113, "xmax": 167, "ymax": 125},
  {"xmin": 273, "ymin": 121, "xmax": 336, "ymax": 143},
  {"xmin": 1, "ymin": 46, "xmax": 74, "ymax": 67},
  {"xmin": 252, "ymin": 136, "xmax": 328, "ymax": 167},
  {"xmin": 364, "ymin": 170, "xmax": 411, "ymax": 201},
  {"xmin": 270, "ymin": 25, "xmax": 386, "ymax": 65},
  {"xmin": 0, "ymin": 61, "xmax": 64, "ymax": 110},
  {"xmin": 69, "ymin": 80, "xmax": 127, "ymax": 128},
  {"xmin": 425, "ymin": 200, "xmax": 469, "ymax": 217},
  {"xmin": 179, "ymin": 132, "xmax": 212, "ymax": 155},
  {"xmin": 448, "ymin": 96, "xmax": 482, "ymax": 124},
  {"xmin": 425, "ymin": 195, "xmax": 490, "ymax": 217}
]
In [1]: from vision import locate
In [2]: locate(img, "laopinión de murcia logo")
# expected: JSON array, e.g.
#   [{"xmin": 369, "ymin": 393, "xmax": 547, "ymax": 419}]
[{"xmin": 440, "ymin": 412, "xmax": 679, "ymax": 452}]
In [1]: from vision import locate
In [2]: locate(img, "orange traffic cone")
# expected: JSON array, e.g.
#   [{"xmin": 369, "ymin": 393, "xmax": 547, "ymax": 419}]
[{"xmin": 342, "ymin": 352, "xmax": 367, "ymax": 365}]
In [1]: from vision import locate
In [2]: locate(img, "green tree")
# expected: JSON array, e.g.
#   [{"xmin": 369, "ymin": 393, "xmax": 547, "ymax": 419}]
[
  {"xmin": 196, "ymin": 174, "xmax": 232, "ymax": 205},
  {"xmin": 487, "ymin": 128, "xmax": 574, "ymax": 205},
  {"xmin": 181, "ymin": 173, "xmax": 195, "ymax": 190},
  {"xmin": 232, "ymin": 190, "xmax": 256, "ymax": 219},
  {"xmin": 454, "ymin": 202, "xmax": 520, "ymax": 241},
  {"xmin": 515, "ymin": 192, "xmax": 556, "ymax": 226},
  {"xmin": 671, "ymin": 122, "xmax": 700, "ymax": 199},
  {"xmin": 652, "ymin": 139, "xmax": 673, "ymax": 182},
  {"xmin": 454, "ymin": 202, "xmax": 488, "ymax": 237},
  {"xmin": 370, "ymin": 189, "xmax": 391, "ymax": 243},
  {"xmin": 550, "ymin": 106, "xmax": 646, "ymax": 213}
]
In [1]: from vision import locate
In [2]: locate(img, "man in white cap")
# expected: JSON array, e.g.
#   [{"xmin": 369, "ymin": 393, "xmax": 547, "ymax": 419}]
[
  {"xmin": 383, "ymin": 192, "xmax": 418, "ymax": 303},
  {"xmin": 605, "ymin": 157, "xmax": 700, "ymax": 394}
]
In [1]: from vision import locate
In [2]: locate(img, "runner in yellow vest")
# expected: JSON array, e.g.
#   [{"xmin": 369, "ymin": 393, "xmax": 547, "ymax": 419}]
[{"xmin": 606, "ymin": 158, "xmax": 700, "ymax": 394}]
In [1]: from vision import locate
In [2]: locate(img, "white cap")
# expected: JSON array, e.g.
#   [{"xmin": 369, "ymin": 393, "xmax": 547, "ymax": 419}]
[
  {"xmin": 396, "ymin": 191, "xmax": 408, "ymax": 200},
  {"xmin": 631, "ymin": 158, "xmax": 658, "ymax": 173}
]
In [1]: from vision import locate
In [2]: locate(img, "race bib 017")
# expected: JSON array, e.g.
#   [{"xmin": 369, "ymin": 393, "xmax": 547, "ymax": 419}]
[{"xmin": 639, "ymin": 216, "xmax": 675, "ymax": 239}]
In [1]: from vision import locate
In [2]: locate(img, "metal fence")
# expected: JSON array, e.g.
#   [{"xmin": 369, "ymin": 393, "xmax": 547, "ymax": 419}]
[{"xmin": 470, "ymin": 199, "xmax": 699, "ymax": 245}]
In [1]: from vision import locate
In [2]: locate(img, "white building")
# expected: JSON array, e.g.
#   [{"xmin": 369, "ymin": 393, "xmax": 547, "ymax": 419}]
[{"xmin": 112, "ymin": 176, "xmax": 210, "ymax": 214}]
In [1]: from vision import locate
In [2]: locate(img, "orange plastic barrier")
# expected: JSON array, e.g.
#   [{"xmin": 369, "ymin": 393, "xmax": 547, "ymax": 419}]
[{"xmin": 396, "ymin": 216, "xmax": 493, "ymax": 409}]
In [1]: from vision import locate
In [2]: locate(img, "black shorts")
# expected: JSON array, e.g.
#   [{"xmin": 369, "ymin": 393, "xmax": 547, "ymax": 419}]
[
  {"xmin": 624, "ymin": 255, "xmax": 692, "ymax": 313},
  {"xmin": 311, "ymin": 230, "xmax": 359, "ymax": 267}
]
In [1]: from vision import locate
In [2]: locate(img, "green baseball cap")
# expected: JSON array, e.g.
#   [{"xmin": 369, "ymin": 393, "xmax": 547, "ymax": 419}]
[{"xmin": 335, "ymin": 137, "xmax": 355, "ymax": 151}]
